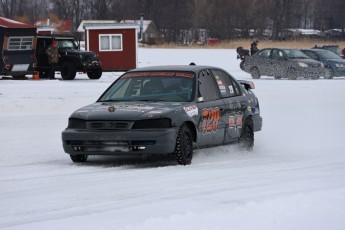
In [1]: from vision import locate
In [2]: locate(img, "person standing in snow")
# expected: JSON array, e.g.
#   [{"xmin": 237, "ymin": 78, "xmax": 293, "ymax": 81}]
[
  {"xmin": 250, "ymin": 39, "xmax": 259, "ymax": 56},
  {"xmin": 46, "ymin": 40, "xmax": 60, "ymax": 79}
]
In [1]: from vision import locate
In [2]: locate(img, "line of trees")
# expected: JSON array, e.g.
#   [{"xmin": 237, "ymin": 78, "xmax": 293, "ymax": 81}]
[{"xmin": 1, "ymin": 0, "xmax": 344, "ymax": 41}]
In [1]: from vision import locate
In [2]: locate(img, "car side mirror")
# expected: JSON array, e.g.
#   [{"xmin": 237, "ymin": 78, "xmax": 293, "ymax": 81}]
[{"xmin": 239, "ymin": 80, "xmax": 255, "ymax": 90}]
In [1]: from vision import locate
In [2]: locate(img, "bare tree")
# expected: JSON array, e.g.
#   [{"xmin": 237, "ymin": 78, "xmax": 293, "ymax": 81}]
[
  {"xmin": 0, "ymin": 0, "xmax": 21, "ymax": 18},
  {"xmin": 1, "ymin": 0, "xmax": 344, "ymax": 41}
]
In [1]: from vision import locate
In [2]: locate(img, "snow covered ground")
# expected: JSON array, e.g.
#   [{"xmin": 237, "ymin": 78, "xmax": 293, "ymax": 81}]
[{"xmin": 1, "ymin": 48, "xmax": 345, "ymax": 230}]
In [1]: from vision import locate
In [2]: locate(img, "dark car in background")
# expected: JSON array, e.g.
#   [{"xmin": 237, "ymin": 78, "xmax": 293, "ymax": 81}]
[
  {"xmin": 301, "ymin": 49, "xmax": 345, "ymax": 79},
  {"xmin": 242, "ymin": 48, "xmax": 325, "ymax": 80},
  {"xmin": 62, "ymin": 65, "xmax": 262, "ymax": 165},
  {"xmin": 0, "ymin": 17, "xmax": 37, "ymax": 79},
  {"xmin": 312, "ymin": 45, "xmax": 344, "ymax": 59}
]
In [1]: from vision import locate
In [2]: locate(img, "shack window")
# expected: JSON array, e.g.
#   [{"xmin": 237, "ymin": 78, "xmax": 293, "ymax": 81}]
[
  {"xmin": 99, "ymin": 34, "xmax": 122, "ymax": 51},
  {"xmin": 8, "ymin": 37, "xmax": 34, "ymax": 51}
]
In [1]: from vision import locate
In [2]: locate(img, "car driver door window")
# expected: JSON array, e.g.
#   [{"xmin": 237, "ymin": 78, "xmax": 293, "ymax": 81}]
[
  {"xmin": 196, "ymin": 69, "xmax": 224, "ymax": 146},
  {"xmin": 271, "ymin": 49, "xmax": 287, "ymax": 78},
  {"xmin": 257, "ymin": 49, "xmax": 272, "ymax": 75}
]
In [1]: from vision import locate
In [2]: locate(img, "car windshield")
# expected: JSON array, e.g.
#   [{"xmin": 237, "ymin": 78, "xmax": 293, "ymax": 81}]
[
  {"xmin": 99, "ymin": 71, "xmax": 195, "ymax": 102},
  {"xmin": 317, "ymin": 50, "xmax": 343, "ymax": 59},
  {"xmin": 57, "ymin": 40, "xmax": 78, "ymax": 50},
  {"xmin": 326, "ymin": 47, "xmax": 341, "ymax": 55},
  {"xmin": 283, "ymin": 49, "xmax": 309, "ymax": 59}
]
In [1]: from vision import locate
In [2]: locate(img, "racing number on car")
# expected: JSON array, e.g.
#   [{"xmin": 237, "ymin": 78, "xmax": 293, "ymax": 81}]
[{"xmin": 202, "ymin": 107, "xmax": 220, "ymax": 134}]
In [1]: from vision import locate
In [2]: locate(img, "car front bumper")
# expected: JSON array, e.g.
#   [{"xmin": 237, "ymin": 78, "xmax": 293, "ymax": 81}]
[
  {"xmin": 62, "ymin": 128, "xmax": 178, "ymax": 156},
  {"xmin": 81, "ymin": 60, "xmax": 102, "ymax": 70}
]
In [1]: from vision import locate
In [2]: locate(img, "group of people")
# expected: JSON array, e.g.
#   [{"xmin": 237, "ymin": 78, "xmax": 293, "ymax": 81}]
[{"xmin": 46, "ymin": 38, "xmax": 259, "ymax": 80}]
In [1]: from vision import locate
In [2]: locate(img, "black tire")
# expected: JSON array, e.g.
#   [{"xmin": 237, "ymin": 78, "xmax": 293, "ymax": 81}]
[
  {"xmin": 70, "ymin": 154, "xmax": 88, "ymax": 163},
  {"xmin": 311, "ymin": 75, "xmax": 320, "ymax": 80},
  {"xmin": 87, "ymin": 68, "xmax": 102, "ymax": 79},
  {"xmin": 324, "ymin": 68, "xmax": 334, "ymax": 79},
  {"xmin": 250, "ymin": 67, "xmax": 261, "ymax": 79},
  {"xmin": 240, "ymin": 61, "xmax": 244, "ymax": 70},
  {"xmin": 61, "ymin": 62, "xmax": 76, "ymax": 80},
  {"xmin": 287, "ymin": 68, "xmax": 298, "ymax": 80},
  {"xmin": 174, "ymin": 125, "xmax": 194, "ymax": 165},
  {"xmin": 238, "ymin": 119, "xmax": 254, "ymax": 151}
]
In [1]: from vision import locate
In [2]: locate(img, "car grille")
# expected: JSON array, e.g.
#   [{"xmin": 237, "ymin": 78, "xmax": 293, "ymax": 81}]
[
  {"xmin": 87, "ymin": 121, "xmax": 134, "ymax": 130},
  {"xmin": 68, "ymin": 140, "xmax": 155, "ymax": 152}
]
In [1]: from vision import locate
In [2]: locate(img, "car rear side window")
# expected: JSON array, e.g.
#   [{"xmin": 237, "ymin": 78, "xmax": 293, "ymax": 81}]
[
  {"xmin": 8, "ymin": 36, "xmax": 34, "ymax": 51},
  {"xmin": 198, "ymin": 70, "xmax": 220, "ymax": 102},
  {"xmin": 211, "ymin": 69, "xmax": 240, "ymax": 98},
  {"xmin": 303, "ymin": 51, "xmax": 318, "ymax": 59},
  {"xmin": 272, "ymin": 49, "xmax": 284, "ymax": 58},
  {"xmin": 258, "ymin": 49, "xmax": 271, "ymax": 58}
]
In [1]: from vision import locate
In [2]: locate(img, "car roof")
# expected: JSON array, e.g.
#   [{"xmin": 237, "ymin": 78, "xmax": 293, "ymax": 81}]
[
  {"xmin": 280, "ymin": 48, "xmax": 302, "ymax": 51},
  {"xmin": 301, "ymin": 48, "xmax": 328, "ymax": 52},
  {"xmin": 127, "ymin": 65, "xmax": 221, "ymax": 73},
  {"xmin": 261, "ymin": 48, "xmax": 300, "ymax": 51},
  {"xmin": 314, "ymin": 44, "xmax": 339, "ymax": 48},
  {"xmin": 37, "ymin": 34, "xmax": 75, "ymax": 39}
]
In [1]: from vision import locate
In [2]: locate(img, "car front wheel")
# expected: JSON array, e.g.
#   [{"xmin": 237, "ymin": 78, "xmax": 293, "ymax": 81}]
[
  {"xmin": 175, "ymin": 125, "xmax": 193, "ymax": 165},
  {"xmin": 87, "ymin": 68, "xmax": 102, "ymax": 79},
  {"xmin": 70, "ymin": 154, "xmax": 88, "ymax": 163},
  {"xmin": 250, "ymin": 67, "xmax": 261, "ymax": 79},
  {"xmin": 238, "ymin": 118, "xmax": 254, "ymax": 151},
  {"xmin": 61, "ymin": 62, "xmax": 76, "ymax": 80},
  {"xmin": 324, "ymin": 68, "xmax": 334, "ymax": 79}
]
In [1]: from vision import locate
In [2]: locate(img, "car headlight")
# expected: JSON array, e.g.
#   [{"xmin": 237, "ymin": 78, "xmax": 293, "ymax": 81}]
[
  {"xmin": 132, "ymin": 118, "xmax": 171, "ymax": 129},
  {"xmin": 336, "ymin": 63, "xmax": 345, "ymax": 67},
  {"xmin": 68, "ymin": 118, "xmax": 86, "ymax": 129},
  {"xmin": 298, "ymin": 62, "xmax": 309, "ymax": 67}
]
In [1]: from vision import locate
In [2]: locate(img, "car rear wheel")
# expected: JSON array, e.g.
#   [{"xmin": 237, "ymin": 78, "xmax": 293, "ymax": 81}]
[
  {"xmin": 87, "ymin": 68, "xmax": 102, "ymax": 79},
  {"xmin": 61, "ymin": 62, "xmax": 76, "ymax": 80},
  {"xmin": 324, "ymin": 68, "xmax": 334, "ymax": 79},
  {"xmin": 175, "ymin": 125, "xmax": 193, "ymax": 165},
  {"xmin": 238, "ymin": 118, "xmax": 254, "ymax": 151},
  {"xmin": 239, "ymin": 61, "xmax": 244, "ymax": 70},
  {"xmin": 70, "ymin": 154, "xmax": 88, "ymax": 163},
  {"xmin": 250, "ymin": 67, "xmax": 261, "ymax": 79}
]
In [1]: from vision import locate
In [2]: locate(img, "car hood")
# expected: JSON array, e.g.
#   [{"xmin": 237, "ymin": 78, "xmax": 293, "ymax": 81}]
[
  {"xmin": 59, "ymin": 49, "xmax": 96, "ymax": 57},
  {"xmin": 71, "ymin": 101, "xmax": 188, "ymax": 120},
  {"xmin": 324, "ymin": 59, "xmax": 345, "ymax": 64}
]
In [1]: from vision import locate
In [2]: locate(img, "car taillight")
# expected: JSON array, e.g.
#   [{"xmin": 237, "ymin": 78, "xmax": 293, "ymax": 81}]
[
  {"xmin": 5, "ymin": 64, "xmax": 11, "ymax": 70},
  {"xmin": 340, "ymin": 49, "xmax": 345, "ymax": 57},
  {"xmin": 33, "ymin": 63, "xmax": 37, "ymax": 68}
]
